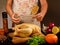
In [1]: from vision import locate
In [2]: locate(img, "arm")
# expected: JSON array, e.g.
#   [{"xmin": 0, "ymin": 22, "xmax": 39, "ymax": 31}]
[
  {"xmin": 33, "ymin": 0, "xmax": 48, "ymax": 21},
  {"xmin": 40, "ymin": 0, "xmax": 48, "ymax": 16},
  {"xmin": 6, "ymin": 0, "xmax": 20, "ymax": 23},
  {"xmin": 6, "ymin": 0, "xmax": 13, "ymax": 17}
]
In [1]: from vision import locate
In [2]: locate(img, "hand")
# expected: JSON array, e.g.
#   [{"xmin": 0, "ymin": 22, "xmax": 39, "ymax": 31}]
[
  {"xmin": 11, "ymin": 13, "xmax": 20, "ymax": 23},
  {"xmin": 32, "ymin": 13, "xmax": 44, "ymax": 22}
]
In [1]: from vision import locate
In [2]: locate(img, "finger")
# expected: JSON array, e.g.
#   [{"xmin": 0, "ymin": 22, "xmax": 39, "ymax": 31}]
[
  {"xmin": 12, "ymin": 14, "xmax": 20, "ymax": 21},
  {"xmin": 39, "ymin": 18, "xmax": 43, "ymax": 22},
  {"xmin": 12, "ymin": 19, "xmax": 20, "ymax": 22},
  {"xmin": 12, "ymin": 17, "xmax": 20, "ymax": 21},
  {"xmin": 12, "ymin": 17, "xmax": 21, "ymax": 21},
  {"xmin": 12, "ymin": 20, "xmax": 20, "ymax": 23},
  {"xmin": 36, "ymin": 17, "xmax": 42, "ymax": 21},
  {"xmin": 40, "ymin": 18, "xmax": 43, "ymax": 22},
  {"xmin": 32, "ymin": 15, "xmax": 37, "ymax": 18}
]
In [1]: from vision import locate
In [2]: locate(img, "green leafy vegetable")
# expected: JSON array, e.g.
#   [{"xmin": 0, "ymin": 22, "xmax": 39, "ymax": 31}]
[{"xmin": 26, "ymin": 36, "xmax": 46, "ymax": 45}]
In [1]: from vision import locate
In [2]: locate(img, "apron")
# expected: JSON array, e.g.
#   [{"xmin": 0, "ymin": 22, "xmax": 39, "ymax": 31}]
[{"xmin": 12, "ymin": 0, "xmax": 40, "ymax": 26}]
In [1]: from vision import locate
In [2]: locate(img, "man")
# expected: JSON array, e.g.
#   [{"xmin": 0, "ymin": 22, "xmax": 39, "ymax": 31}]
[{"xmin": 6, "ymin": 0, "xmax": 48, "ymax": 44}]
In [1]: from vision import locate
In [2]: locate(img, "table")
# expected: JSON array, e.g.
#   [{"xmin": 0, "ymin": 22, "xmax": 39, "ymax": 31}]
[{"xmin": 0, "ymin": 29, "xmax": 60, "ymax": 45}]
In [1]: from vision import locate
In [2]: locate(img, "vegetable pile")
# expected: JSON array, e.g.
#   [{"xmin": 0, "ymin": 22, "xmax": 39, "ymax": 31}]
[{"xmin": 27, "ymin": 36, "xmax": 45, "ymax": 45}]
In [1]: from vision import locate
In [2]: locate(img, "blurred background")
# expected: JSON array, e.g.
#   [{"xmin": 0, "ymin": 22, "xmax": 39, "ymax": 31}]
[
  {"xmin": 0, "ymin": 0, "xmax": 12, "ymax": 29},
  {"xmin": 43, "ymin": 0, "xmax": 60, "ymax": 26},
  {"xmin": 0, "ymin": 0, "xmax": 60, "ymax": 28}
]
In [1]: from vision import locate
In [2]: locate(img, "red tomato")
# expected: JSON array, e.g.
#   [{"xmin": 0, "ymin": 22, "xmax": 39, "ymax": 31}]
[{"xmin": 45, "ymin": 34, "xmax": 58, "ymax": 44}]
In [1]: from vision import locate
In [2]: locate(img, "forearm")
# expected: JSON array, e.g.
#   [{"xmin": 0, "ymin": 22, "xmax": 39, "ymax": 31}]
[
  {"xmin": 6, "ymin": 5, "xmax": 13, "ymax": 17},
  {"xmin": 40, "ymin": 0, "xmax": 48, "ymax": 16},
  {"xmin": 6, "ymin": 0, "xmax": 14, "ymax": 18}
]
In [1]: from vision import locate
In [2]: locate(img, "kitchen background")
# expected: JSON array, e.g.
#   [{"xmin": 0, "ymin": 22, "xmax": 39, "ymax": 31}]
[
  {"xmin": 0, "ymin": 0, "xmax": 12, "ymax": 29},
  {"xmin": 0, "ymin": 0, "xmax": 60, "ymax": 29}
]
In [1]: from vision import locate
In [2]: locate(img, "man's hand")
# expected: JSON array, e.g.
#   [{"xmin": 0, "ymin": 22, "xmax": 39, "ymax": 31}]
[
  {"xmin": 11, "ymin": 13, "xmax": 21, "ymax": 23},
  {"xmin": 32, "ymin": 13, "xmax": 44, "ymax": 22}
]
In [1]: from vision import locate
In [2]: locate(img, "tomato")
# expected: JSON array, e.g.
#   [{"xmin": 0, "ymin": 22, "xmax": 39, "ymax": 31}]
[{"xmin": 45, "ymin": 34, "xmax": 58, "ymax": 44}]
